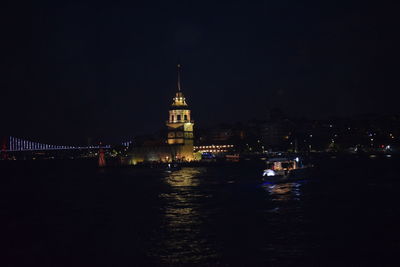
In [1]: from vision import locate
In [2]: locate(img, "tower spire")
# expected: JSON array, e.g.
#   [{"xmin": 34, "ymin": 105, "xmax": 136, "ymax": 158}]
[{"xmin": 177, "ymin": 63, "xmax": 182, "ymax": 91}]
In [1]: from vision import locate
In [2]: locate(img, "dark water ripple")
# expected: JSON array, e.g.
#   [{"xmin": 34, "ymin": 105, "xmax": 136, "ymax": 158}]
[
  {"xmin": 150, "ymin": 168, "xmax": 219, "ymax": 265},
  {"xmin": 1, "ymin": 157, "xmax": 400, "ymax": 266}
]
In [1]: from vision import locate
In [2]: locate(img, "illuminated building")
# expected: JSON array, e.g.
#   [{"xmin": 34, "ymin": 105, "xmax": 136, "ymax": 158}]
[
  {"xmin": 166, "ymin": 64, "xmax": 194, "ymax": 161},
  {"xmin": 129, "ymin": 64, "xmax": 195, "ymax": 163},
  {"xmin": 193, "ymin": 144, "xmax": 234, "ymax": 154}
]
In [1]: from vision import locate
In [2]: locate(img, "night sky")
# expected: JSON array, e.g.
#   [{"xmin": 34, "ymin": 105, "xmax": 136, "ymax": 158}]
[{"xmin": 2, "ymin": 0, "xmax": 399, "ymax": 144}]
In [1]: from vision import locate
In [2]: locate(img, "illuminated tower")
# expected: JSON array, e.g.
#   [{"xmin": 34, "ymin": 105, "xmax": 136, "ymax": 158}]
[
  {"xmin": 1, "ymin": 137, "xmax": 7, "ymax": 160},
  {"xmin": 98, "ymin": 143, "xmax": 106, "ymax": 167},
  {"xmin": 166, "ymin": 64, "xmax": 194, "ymax": 161}
]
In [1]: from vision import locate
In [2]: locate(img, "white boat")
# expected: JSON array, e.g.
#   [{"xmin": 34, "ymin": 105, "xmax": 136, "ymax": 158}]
[
  {"xmin": 262, "ymin": 156, "xmax": 311, "ymax": 182},
  {"xmin": 165, "ymin": 163, "xmax": 181, "ymax": 172}
]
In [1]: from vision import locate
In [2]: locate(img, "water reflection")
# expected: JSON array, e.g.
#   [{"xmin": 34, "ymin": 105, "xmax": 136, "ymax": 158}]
[
  {"xmin": 165, "ymin": 168, "xmax": 201, "ymax": 187},
  {"xmin": 260, "ymin": 181, "xmax": 307, "ymax": 261},
  {"xmin": 262, "ymin": 182, "xmax": 302, "ymax": 202},
  {"xmin": 151, "ymin": 167, "xmax": 217, "ymax": 264}
]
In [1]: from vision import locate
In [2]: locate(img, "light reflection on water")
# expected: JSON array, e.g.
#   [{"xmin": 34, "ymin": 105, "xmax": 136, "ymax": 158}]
[
  {"xmin": 150, "ymin": 169, "xmax": 308, "ymax": 265},
  {"xmin": 262, "ymin": 182, "xmax": 302, "ymax": 202},
  {"xmin": 260, "ymin": 181, "xmax": 308, "ymax": 262},
  {"xmin": 150, "ymin": 167, "xmax": 217, "ymax": 264}
]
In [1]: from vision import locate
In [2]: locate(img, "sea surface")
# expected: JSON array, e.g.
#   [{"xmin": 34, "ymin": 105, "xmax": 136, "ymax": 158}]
[{"xmin": 1, "ymin": 155, "xmax": 400, "ymax": 266}]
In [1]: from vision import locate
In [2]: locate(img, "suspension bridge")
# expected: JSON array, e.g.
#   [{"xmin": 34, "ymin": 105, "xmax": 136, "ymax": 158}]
[{"xmin": 0, "ymin": 136, "xmax": 111, "ymax": 152}]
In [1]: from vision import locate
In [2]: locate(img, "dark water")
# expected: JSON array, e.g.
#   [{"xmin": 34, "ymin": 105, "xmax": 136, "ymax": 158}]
[{"xmin": 1, "ymin": 156, "xmax": 400, "ymax": 266}]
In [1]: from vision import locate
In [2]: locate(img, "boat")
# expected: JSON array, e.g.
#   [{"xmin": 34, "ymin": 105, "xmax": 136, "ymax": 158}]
[
  {"xmin": 262, "ymin": 156, "xmax": 311, "ymax": 182},
  {"xmin": 165, "ymin": 162, "xmax": 182, "ymax": 172}
]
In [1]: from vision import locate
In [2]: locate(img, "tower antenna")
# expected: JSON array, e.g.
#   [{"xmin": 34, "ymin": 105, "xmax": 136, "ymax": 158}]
[{"xmin": 177, "ymin": 63, "xmax": 182, "ymax": 91}]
